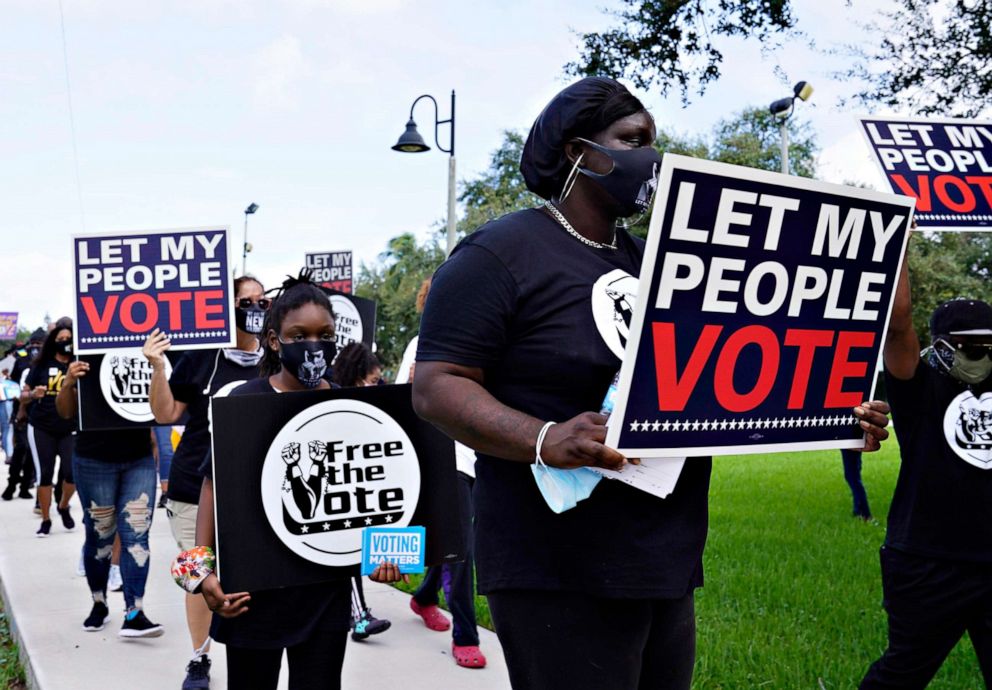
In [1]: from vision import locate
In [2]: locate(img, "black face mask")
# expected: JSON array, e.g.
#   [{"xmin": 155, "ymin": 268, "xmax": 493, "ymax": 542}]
[
  {"xmin": 236, "ymin": 307, "xmax": 266, "ymax": 335},
  {"xmin": 56, "ymin": 341, "xmax": 73, "ymax": 356},
  {"xmin": 576, "ymin": 138, "xmax": 663, "ymax": 217},
  {"xmin": 278, "ymin": 340, "xmax": 337, "ymax": 389}
]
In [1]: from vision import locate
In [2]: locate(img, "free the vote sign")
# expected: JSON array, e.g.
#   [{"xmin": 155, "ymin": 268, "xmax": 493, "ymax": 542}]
[
  {"xmin": 859, "ymin": 115, "xmax": 992, "ymax": 231},
  {"xmin": 73, "ymin": 227, "xmax": 236, "ymax": 354},
  {"xmin": 605, "ymin": 155, "xmax": 914, "ymax": 457}
]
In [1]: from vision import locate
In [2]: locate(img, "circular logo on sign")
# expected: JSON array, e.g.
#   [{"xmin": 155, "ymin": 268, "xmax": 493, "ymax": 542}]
[
  {"xmin": 943, "ymin": 389, "xmax": 992, "ymax": 470},
  {"xmin": 99, "ymin": 348, "xmax": 171, "ymax": 423},
  {"xmin": 260, "ymin": 399, "xmax": 421, "ymax": 566},
  {"xmin": 328, "ymin": 295, "xmax": 363, "ymax": 358},
  {"xmin": 591, "ymin": 269, "xmax": 639, "ymax": 360}
]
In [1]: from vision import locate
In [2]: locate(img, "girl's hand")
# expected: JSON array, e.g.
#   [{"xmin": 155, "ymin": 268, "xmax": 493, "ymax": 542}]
[
  {"xmin": 369, "ymin": 562, "xmax": 409, "ymax": 584},
  {"xmin": 142, "ymin": 329, "xmax": 171, "ymax": 369},
  {"xmin": 200, "ymin": 574, "xmax": 251, "ymax": 618},
  {"xmin": 31, "ymin": 385, "xmax": 47, "ymax": 399},
  {"xmin": 65, "ymin": 361, "xmax": 90, "ymax": 386}
]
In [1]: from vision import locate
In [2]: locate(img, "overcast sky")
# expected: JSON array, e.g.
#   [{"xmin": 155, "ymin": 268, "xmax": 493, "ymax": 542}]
[{"xmin": 1, "ymin": 0, "xmax": 901, "ymax": 331}]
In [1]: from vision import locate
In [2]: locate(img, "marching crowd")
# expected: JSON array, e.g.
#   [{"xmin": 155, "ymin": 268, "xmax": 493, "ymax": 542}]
[{"xmin": 0, "ymin": 76, "xmax": 990, "ymax": 690}]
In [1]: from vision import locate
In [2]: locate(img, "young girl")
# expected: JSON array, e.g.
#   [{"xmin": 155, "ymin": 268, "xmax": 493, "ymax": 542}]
[{"xmin": 173, "ymin": 273, "xmax": 405, "ymax": 690}]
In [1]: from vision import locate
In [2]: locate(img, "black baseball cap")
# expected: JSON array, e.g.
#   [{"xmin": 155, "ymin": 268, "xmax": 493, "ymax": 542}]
[{"xmin": 930, "ymin": 299, "xmax": 992, "ymax": 338}]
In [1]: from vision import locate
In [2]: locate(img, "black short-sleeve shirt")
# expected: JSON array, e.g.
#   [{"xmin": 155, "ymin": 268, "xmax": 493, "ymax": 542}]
[
  {"xmin": 166, "ymin": 350, "xmax": 261, "ymax": 504},
  {"xmin": 26, "ymin": 359, "xmax": 76, "ymax": 436},
  {"xmin": 884, "ymin": 361, "xmax": 992, "ymax": 561},
  {"xmin": 417, "ymin": 208, "xmax": 711, "ymax": 599},
  {"xmin": 75, "ymin": 429, "xmax": 153, "ymax": 462},
  {"xmin": 208, "ymin": 375, "xmax": 352, "ymax": 648}
]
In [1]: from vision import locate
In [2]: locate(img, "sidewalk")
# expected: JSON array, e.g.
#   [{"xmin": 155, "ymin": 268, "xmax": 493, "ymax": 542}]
[{"xmin": 0, "ymin": 491, "xmax": 509, "ymax": 689}]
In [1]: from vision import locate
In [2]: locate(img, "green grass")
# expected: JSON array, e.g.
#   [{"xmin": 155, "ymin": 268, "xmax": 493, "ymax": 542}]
[
  {"xmin": 0, "ymin": 600, "xmax": 25, "ymax": 690},
  {"xmin": 396, "ymin": 432, "xmax": 985, "ymax": 688}
]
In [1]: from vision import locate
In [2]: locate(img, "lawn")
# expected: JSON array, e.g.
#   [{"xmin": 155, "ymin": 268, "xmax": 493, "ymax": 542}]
[
  {"xmin": 0, "ymin": 600, "xmax": 25, "ymax": 690},
  {"xmin": 399, "ymin": 431, "xmax": 986, "ymax": 688}
]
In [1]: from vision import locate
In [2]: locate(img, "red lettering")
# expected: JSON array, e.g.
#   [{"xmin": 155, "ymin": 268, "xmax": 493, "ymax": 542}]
[
  {"xmin": 934, "ymin": 174, "xmax": 976, "ymax": 212},
  {"xmin": 158, "ymin": 291, "xmax": 192, "ymax": 331},
  {"xmin": 79, "ymin": 295, "xmax": 119, "ymax": 334},
  {"xmin": 194, "ymin": 290, "xmax": 225, "ymax": 329},
  {"xmin": 964, "ymin": 175, "xmax": 992, "ymax": 208},
  {"xmin": 119, "ymin": 294, "xmax": 158, "ymax": 332},
  {"xmin": 713, "ymin": 325, "xmax": 779, "ymax": 412},
  {"xmin": 652, "ymin": 322, "xmax": 722, "ymax": 412},
  {"xmin": 889, "ymin": 174, "xmax": 932, "ymax": 212},
  {"xmin": 784, "ymin": 329, "xmax": 835, "ymax": 409},
  {"xmin": 825, "ymin": 331, "xmax": 875, "ymax": 408}
]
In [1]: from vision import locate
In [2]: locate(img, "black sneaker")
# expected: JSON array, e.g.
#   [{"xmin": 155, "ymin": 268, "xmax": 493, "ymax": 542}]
[
  {"xmin": 82, "ymin": 601, "xmax": 109, "ymax": 632},
  {"xmin": 35, "ymin": 519, "xmax": 51, "ymax": 537},
  {"xmin": 119, "ymin": 609, "xmax": 164, "ymax": 639},
  {"xmin": 351, "ymin": 608, "xmax": 391, "ymax": 641},
  {"xmin": 57, "ymin": 506, "xmax": 75, "ymax": 530},
  {"xmin": 157, "ymin": 494, "xmax": 167, "ymax": 510},
  {"xmin": 1, "ymin": 486, "xmax": 14, "ymax": 501},
  {"xmin": 182, "ymin": 655, "xmax": 211, "ymax": 690},
  {"xmin": 18, "ymin": 488, "xmax": 32, "ymax": 499}
]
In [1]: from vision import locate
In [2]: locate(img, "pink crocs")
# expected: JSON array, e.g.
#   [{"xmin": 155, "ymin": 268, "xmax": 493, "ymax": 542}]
[
  {"xmin": 410, "ymin": 598, "xmax": 451, "ymax": 632},
  {"xmin": 452, "ymin": 643, "xmax": 487, "ymax": 669}
]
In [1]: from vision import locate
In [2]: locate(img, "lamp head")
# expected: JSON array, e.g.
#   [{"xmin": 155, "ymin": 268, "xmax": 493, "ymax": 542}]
[
  {"xmin": 769, "ymin": 97, "xmax": 794, "ymax": 119},
  {"xmin": 245, "ymin": 203, "xmax": 259, "ymax": 215},
  {"xmin": 794, "ymin": 81, "xmax": 814, "ymax": 101},
  {"xmin": 244, "ymin": 242, "xmax": 253, "ymax": 254},
  {"xmin": 392, "ymin": 118, "xmax": 430, "ymax": 153}
]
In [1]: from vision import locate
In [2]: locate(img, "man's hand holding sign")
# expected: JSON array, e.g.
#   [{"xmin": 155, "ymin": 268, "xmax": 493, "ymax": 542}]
[{"xmin": 605, "ymin": 155, "xmax": 907, "ymax": 460}]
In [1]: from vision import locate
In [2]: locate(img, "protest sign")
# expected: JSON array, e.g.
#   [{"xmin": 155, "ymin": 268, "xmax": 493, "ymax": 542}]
[
  {"xmin": 605, "ymin": 154, "xmax": 914, "ymax": 457},
  {"xmin": 76, "ymin": 350, "xmax": 186, "ymax": 430},
  {"xmin": 360, "ymin": 526, "xmax": 427, "ymax": 575},
  {"xmin": 317, "ymin": 287, "xmax": 376, "ymax": 357},
  {"xmin": 306, "ymin": 250, "xmax": 353, "ymax": 293},
  {"xmin": 210, "ymin": 383, "xmax": 463, "ymax": 592},
  {"xmin": 0, "ymin": 313, "xmax": 17, "ymax": 340},
  {"xmin": 859, "ymin": 115, "xmax": 992, "ymax": 230},
  {"xmin": 73, "ymin": 226, "xmax": 235, "ymax": 354}
]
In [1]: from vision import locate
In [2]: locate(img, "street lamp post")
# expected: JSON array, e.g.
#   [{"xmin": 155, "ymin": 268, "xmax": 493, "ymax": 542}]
[
  {"xmin": 243, "ymin": 202, "xmax": 258, "ymax": 274},
  {"xmin": 391, "ymin": 90, "xmax": 457, "ymax": 256},
  {"xmin": 769, "ymin": 81, "xmax": 814, "ymax": 176}
]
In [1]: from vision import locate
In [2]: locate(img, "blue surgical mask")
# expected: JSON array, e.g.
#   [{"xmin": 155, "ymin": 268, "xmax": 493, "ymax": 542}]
[{"xmin": 530, "ymin": 464, "xmax": 602, "ymax": 514}]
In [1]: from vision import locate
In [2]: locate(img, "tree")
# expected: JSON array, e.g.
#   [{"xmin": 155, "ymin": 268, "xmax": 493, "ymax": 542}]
[
  {"xmin": 565, "ymin": 0, "xmax": 797, "ymax": 104},
  {"xmin": 458, "ymin": 130, "xmax": 539, "ymax": 233},
  {"xmin": 845, "ymin": 0, "xmax": 992, "ymax": 116}
]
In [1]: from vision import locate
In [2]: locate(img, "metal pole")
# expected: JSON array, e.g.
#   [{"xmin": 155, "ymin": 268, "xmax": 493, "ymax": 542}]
[
  {"xmin": 780, "ymin": 121, "xmax": 790, "ymax": 176},
  {"xmin": 242, "ymin": 213, "xmax": 249, "ymax": 274},
  {"xmin": 446, "ymin": 156, "xmax": 457, "ymax": 256}
]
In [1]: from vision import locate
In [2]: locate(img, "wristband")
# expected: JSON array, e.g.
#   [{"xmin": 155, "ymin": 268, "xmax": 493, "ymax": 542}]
[
  {"xmin": 172, "ymin": 545, "xmax": 216, "ymax": 594},
  {"xmin": 534, "ymin": 421, "xmax": 557, "ymax": 467}
]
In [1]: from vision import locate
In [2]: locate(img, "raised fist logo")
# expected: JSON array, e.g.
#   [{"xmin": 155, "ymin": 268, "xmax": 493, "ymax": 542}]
[{"xmin": 281, "ymin": 441, "xmax": 320, "ymax": 519}]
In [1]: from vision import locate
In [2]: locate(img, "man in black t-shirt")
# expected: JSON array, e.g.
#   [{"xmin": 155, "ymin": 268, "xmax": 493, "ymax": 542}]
[{"xmin": 860, "ymin": 257, "xmax": 992, "ymax": 688}]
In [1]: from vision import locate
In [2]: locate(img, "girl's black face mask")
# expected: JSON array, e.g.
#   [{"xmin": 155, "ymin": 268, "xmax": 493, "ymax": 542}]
[
  {"xmin": 236, "ymin": 306, "xmax": 266, "ymax": 335},
  {"xmin": 56, "ymin": 341, "xmax": 73, "ymax": 356},
  {"xmin": 278, "ymin": 340, "xmax": 337, "ymax": 389},
  {"xmin": 575, "ymin": 138, "xmax": 663, "ymax": 217}
]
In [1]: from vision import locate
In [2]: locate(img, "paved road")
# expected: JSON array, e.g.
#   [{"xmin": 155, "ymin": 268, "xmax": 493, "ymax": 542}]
[{"xmin": 0, "ymin": 489, "xmax": 509, "ymax": 689}]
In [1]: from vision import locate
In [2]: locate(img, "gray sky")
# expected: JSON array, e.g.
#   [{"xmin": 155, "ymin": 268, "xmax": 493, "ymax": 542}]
[{"xmin": 1, "ymin": 0, "xmax": 896, "ymax": 332}]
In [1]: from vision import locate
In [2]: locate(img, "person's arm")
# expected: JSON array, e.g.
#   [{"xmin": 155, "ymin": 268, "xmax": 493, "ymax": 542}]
[
  {"xmin": 194, "ymin": 476, "xmax": 251, "ymax": 617},
  {"xmin": 884, "ymin": 240, "xmax": 919, "ymax": 381},
  {"xmin": 143, "ymin": 330, "xmax": 188, "ymax": 423},
  {"xmin": 55, "ymin": 361, "xmax": 88, "ymax": 419},
  {"xmin": 413, "ymin": 362, "xmax": 625, "ymax": 470}
]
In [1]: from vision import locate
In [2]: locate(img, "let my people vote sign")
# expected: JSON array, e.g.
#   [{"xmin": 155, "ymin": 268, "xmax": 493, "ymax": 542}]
[
  {"xmin": 73, "ymin": 227, "xmax": 235, "ymax": 354},
  {"xmin": 306, "ymin": 250, "xmax": 353, "ymax": 293},
  {"xmin": 606, "ymin": 155, "xmax": 914, "ymax": 457},
  {"xmin": 859, "ymin": 116, "xmax": 992, "ymax": 230}
]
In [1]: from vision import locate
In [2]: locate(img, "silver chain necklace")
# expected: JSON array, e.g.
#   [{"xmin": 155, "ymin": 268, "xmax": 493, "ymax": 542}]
[{"xmin": 544, "ymin": 201, "xmax": 617, "ymax": 250}]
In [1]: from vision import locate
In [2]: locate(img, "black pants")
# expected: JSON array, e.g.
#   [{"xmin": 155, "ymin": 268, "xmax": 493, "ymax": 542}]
[
  {"xmin": 27, "ymin": 425, "xmax": 74, "ymax": 487},
  {"xmin": 488, "ymin": 588, "xmax": 696, "ymax": 690},
  {"xmin": 225, "ymin": 630, "xmax": 348, "ymax": 690},
  {"xmin": 413, "ymin": 471, "xmax": 479, "ymax": 646},
  {"xmin": 6, "ymin": 424, "xmax": 34, "ymax": 492},
  {"xmin": 860, "ymin": 547, "xmax": 992, "ymax": 689}
]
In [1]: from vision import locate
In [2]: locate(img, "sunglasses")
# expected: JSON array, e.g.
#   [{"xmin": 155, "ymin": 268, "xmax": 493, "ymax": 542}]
[
  {"xmin": 238, "ymin": 297, "xmax": 272, "ymax": 310},
  {"xmin": 951, "ymin": 341, "xmax": 992, "ymax": 361}
]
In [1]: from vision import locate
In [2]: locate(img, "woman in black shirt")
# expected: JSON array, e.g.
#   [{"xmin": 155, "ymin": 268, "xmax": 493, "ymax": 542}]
[{"xmin": 25, "ymin": 324, "xmax": 77, "ymax": 537}]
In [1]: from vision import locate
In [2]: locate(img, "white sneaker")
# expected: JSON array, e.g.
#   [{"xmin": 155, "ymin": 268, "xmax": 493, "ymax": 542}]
[
  {"xmin": 108, "ymin": 564, "xmax": 123, "ymax": 592},
  {"xmin": 76, "ymin": 546, "xmax": 86, "ymax": 577}
]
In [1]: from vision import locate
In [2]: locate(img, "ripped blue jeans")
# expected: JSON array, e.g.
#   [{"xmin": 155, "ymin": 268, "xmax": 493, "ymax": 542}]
[{"xmin": 72, "ymin": 454, "xmax": 157, "ymax": 610}]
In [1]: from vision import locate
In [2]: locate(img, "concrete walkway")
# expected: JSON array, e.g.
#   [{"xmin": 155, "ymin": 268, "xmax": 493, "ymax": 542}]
[{"xmin": 0, "ymin": 490, "xmax": 509, "ymax": 689}]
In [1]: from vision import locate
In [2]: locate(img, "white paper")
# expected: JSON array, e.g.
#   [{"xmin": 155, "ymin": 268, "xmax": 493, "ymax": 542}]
[{"xmin": 589, "ymin": 456, "xmax": 686, "ymax": 500}]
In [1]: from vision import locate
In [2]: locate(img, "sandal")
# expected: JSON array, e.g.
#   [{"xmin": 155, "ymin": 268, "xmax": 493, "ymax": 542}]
[
  {"xmin": 452, "ymin": 643, "xmax": 487, "ymax": 669},
  {"xmin": 410, "ymin": 598, "xmax": 450, "ymax": 631}
]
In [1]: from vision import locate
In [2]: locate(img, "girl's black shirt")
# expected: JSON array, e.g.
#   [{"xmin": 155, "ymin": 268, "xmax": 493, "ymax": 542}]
[
  {"xmin": 25, "ymin": 359, "xmax": 76, "ymax": 436},
  {"xmin": 208, "ymin": 376, "xmax": 352, "ymax": 648}
]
